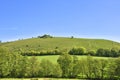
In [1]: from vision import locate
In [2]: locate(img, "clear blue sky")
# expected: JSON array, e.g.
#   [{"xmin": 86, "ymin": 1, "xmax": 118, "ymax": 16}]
[{"xmin": 0, "ymin": 0, "xmax": 120, "ymax": 42}]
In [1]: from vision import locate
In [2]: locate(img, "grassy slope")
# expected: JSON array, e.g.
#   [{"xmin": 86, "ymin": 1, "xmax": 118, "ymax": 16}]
[{"xmin": 1, "ymin": 37, "xmax": 120, "ymax": 52}]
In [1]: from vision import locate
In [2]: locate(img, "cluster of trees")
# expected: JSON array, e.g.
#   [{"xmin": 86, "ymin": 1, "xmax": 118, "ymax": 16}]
[
  {"xmin": 0, "ymin": 47, "xmax": 62, "ymax": 78},
  {"xmin": 20, "ymin": 50, "xmax": 62, "ymax": 56},
  {"xmin": 0, "ymin": 47, "xmax": 120, "ymax": 79},
  {"xmin": 37, "ymin": 34, "xmax": 53, "ymax": 38},
  {"xmin": 20, "ymin": 47, "xmax": 120, "ymax": 57},
  {"xmin": 57, "ymin": 53, "xmax": 120, "ymax": 79},
  {"xmin": 69, "ymin": 47, "xmax": 120, "ymax": 57}
]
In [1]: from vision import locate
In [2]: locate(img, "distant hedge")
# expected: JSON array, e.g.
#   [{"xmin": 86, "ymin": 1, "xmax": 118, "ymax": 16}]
[
  {"xmin": 21, "ymin": 50, "xmax": 62, "ymax": 56},
  {"xmin": 69, "ymin": 47, "xmax": 120, "ymax": 57},
  {"xmin": 20, "ymin": 47, "xmax": 120, "ymax": 57}
]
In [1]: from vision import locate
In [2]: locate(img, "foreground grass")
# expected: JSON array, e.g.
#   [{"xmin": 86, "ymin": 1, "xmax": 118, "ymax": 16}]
[
  {"xmin": 28, "ymin": 55, "xmax": 116, "ymax": 63},
  {"xmin": 0, "ymin": 78, "xmax": 80, "ymax": 80}
]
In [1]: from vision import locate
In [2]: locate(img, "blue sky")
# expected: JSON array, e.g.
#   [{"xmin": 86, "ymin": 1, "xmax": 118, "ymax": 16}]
[{"xmin": 0, "ymin": 0, "xmax": 120, "ymax": 42}]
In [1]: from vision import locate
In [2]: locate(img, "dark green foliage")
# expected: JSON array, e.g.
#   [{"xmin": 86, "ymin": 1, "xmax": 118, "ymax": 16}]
[
  {"xmin": 26, "ymin": 45, "xmax": 29, "ymax": 47},
  {"xmin": 20, "ymin": 47, "xmax": 120, "ymax": 57},
  {"xmin": 71, "ymin": 36, "xmax": 74, "ymax": 39},
  {"xmin": 110, "ymin": 48, "xmax": 119, "ymax": 57},
  {"xmin": 55, "ymin": 46, "xmax": 58, "ymax": 49},
  {"xmin": 38, "ymin": 34, "xmax": 53, "ymax": 38},
  {"xmin": 87, "ymin": 50, "xmax": 96, "ymax": 56},
  {"xmin": 96, "ymin": 48, "xmax": 105, "ymax": 56},
  {"xmin": 69, "ymin": 47, "xmax": 86, "ymax": 55},
  {"xmin": 21, "ymin": 49, "xmax": 62, "ymax": 56},
  {"xmin": 96, "ymin": 48, "xmax": 120, "ymax": 57},
  {"xmin": 104, "ymin": 49, "xmax": 111, "ymax": 57}
]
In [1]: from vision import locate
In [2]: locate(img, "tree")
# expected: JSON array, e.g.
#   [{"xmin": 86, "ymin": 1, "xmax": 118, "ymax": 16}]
[
  {"xmin": 71, "ymin": 36, "xmax": 74, "ymax": 39},
  {"xmin": 99, "ymin": 59, "xmax": 108, "ymax": 79},
  {"xmin": 69, "ymin": 48, "xmax": 78, "ymax": 55},
  {"xmin": 83, "ymin": 56, "xmax": 94, "ymax": 79},
  {"xmin": 38, "ymin": 34, "xmax": 53, "ymax": 38},
  {"xmin": 9, "ymin": 53, "xmax": 25, "ymax": 77},
  {"xmin": 91, "ymin": 59, "xmax": 101, "ymax": 79},
  {"xmin": 87, "ymin": 50, "xmax": 96, "ymax": 56},
  {"xmin": 57, "ymin": 53, "xmax": 72, "ymax": 77},
  {"xmin": 77, "ymin": 47, "xmax": 86, "ymax": 55},
  {"xmin": 52, "ymin": 64, "xmax": 62, "ymax": 78},
  {"xmin": 72, "ymin": 60, "xmax": 82, "ymax": 78},
  {"xmin": 69, "ymin": 47, "xmax": 86, "ymax": 55},
  {"xmin": 104, "ymin": 49, "xmax": 111, "ymax": 57},
  {"xmin": 27, "ymin": 56, "xmax": 40, "ymax": 77},
  {"xmin": 110, "ymin": 48, "xmax": 119, "ymax": 57},
  {"xmin": 114, "ymin": 57, "xmax": 120, "ymax": 77},
  {"xmin": 0, "ymin": 47, "xmax": 11, "ymax": 77},
  {"xmin": 96, "ymin": 48, "xmax": 105, "ymax": 56},
  {"xmin": 0, "ymin": 47, "xmax": 25, "ymax": 78},
  {"xmin": 107, "ymin": 59, "xmax": 117, "ymax": 79},
  {"xmin": 16, "ymin": 56, "xmax": 30, "ymax": 78},
  {"xmin": 39, "ymin": 59, "xmax": 53, "ymax": 77}
]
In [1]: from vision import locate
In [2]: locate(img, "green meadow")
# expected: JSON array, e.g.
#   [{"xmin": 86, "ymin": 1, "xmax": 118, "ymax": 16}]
[
  {"xmin": 0, "ymin": 78, "xmax": 80, "ymax": 80},
  {"xmin": 28, "ymin": 55, "xmax": 115, "ymax": 63},
  {"xmin": 1, "ymin": 37, "xmax": 120, "ymax": 52}
]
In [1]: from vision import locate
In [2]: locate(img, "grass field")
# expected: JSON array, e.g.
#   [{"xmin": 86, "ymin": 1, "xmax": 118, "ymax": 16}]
[
  {"xmin": 0, "ymin": 78, "xmax": 80, "ymax": 80},
  {"xmin": 1, "ymin": 37, "xmax": 120, "ymax": 52},
  {"xmin": 28, "ymin": 55, "xmax": 115, "ymax": 63}
]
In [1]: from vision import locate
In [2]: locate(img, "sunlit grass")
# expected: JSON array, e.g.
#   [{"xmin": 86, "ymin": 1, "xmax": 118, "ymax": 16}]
[
  {"xmin": 0, "ymin": 78, "xmax": 80, "ymax": 80},
  {"xmin": 28, "ymin": 55, "xmax": 115, "ymax": 63},
  {"xmin": 1, "ymin": 37, "xmax": 120, "ymax": 52}
]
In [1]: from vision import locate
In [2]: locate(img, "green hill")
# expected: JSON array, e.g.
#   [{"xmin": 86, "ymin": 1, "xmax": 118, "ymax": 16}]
[{"xmin": 0, "ymin": 37, "xmax": 120, "ymax": 52}]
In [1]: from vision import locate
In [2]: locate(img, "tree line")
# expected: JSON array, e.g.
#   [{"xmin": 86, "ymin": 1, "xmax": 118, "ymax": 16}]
[
  {"xmin": 0, "ymin": 47, "xmax": 120, "ymax": 79},
  {"xmin": 69, "ymin": 47, "xmax": 120, "ymax": 57},
  {"xmin": 20, "ymin": 47, "xmax": 120, "ymax": 57}
]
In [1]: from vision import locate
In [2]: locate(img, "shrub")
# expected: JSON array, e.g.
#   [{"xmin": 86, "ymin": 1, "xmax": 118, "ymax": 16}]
[
  {"xmin": 69, "ymin": 47, "xmax": 86, "ymax": 55},
  {"xmin": 96, "ymin": 48, "xmax": 105, "ymax": 56},
  {"xmin": 87, "ymin": 50, "xmax": 96, "ymax": 56}
]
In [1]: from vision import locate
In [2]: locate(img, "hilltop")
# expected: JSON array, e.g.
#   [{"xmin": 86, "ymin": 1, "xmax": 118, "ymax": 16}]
[{"xmin": 0, "ymin": 36, "xmax": 120, "ymax": 52}]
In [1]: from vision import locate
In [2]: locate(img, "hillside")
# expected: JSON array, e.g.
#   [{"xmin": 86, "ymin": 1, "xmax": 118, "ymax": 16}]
[{"xmin": 0, "ymin": 37, "xmax": 120, "ymax": 52}]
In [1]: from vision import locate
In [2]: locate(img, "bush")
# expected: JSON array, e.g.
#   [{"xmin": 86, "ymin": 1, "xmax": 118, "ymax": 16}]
[
  {"xmin": 110, "ymin": 48, "xmax": 119, "ymax": 57},
  {"xmin": 96, "ymin": 48, "xmax": 105, "ymax": 56},
  {"xmin": 69, "ymin": 47, "xmax": 86, "ymax": 55},
  {"xmin": 87, "ymin": 50, "xmax": 96, "ymax": 56}
]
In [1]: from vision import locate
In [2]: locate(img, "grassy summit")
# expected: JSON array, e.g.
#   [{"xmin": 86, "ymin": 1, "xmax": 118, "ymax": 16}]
[{"xmin": 0, "ymin": 37, "xmax": 120, "ymax": 52}]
